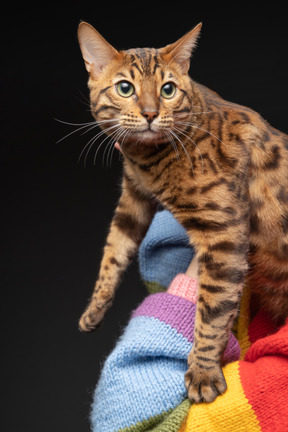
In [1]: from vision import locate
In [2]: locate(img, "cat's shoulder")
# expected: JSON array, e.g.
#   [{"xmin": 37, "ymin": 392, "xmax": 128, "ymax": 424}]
[
  {"xmin": 196, "ymin": 82, "xmax": 257, "ymax": 116},
  {"xmin": 196, "ymin": 82, "xmax": 278, "ymax": 133},
  {"xmin": 195, "ymin": 81, "xmax": 288, "ymax": 149}
]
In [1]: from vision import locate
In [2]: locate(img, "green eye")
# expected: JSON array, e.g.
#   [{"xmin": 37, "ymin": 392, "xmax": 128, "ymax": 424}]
[
  {"xmin": 161, "ymin": 82, "xmax": 176, "ymax": 99},
  {"xmin": 116, "ymin": 81, "xmax": 135, "ymax": 97}
]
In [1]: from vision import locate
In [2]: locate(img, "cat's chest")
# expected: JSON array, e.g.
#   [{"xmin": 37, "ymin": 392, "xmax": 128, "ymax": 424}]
[
  {"xmin": 124, "ymin": 156, "xmax": 169, "ymax": 196},
  {"xmin": 123, "ymin": 152, "xmax": 190, "ymax": 205}
]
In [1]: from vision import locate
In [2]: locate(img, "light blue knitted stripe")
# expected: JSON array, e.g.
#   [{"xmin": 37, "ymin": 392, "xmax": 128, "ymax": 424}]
[
  {"xmin": 91, "ymin": 316, "xmax": 192, "ymax": 432},
  {"xmin": 138, "ymin": 210, "xmax": 194, "ymax": 288}
]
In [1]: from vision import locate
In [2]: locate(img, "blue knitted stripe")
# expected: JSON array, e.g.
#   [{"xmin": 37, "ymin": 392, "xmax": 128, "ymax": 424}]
[
  {"xmin": 138, "ymin": 210, "xmax": 194, "ymax": 288},
  {"xmin": 91, "ymin": 316, "xmax": 192, "ymax": 432}
]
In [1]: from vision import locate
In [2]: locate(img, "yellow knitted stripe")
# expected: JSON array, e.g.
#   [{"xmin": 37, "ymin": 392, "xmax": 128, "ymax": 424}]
[
  {"xmin": 179, "ymin": 362, "xmax": 261, "ymax": 432},
  {"xmin": 235, "ymin": 283, "xmax": 252, "ymax": 360}
]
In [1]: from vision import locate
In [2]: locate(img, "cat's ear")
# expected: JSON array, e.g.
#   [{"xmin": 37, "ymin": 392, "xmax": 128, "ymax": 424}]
[
  {"xmin": 77, "ymin": 22, "xmax": 118, "ymax": 78},
  {"xmin": 160, "ymin": 23, "xmax": 202, "ymax": 73}
]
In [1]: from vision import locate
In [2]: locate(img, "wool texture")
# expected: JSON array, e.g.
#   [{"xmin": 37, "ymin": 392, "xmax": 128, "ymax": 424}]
[
  {"xmin": 91, "ymin": 210, "xmax": 288, "ymax": 431},
  {"xmin": 138, "ymin": 210, "xmax": 195, "ymax": 293}
]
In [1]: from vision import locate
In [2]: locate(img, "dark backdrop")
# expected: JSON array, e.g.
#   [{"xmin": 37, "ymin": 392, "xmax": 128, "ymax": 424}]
[{"xmin": 3, "ymin": 5, "xmax": 288, "ymax": 432}]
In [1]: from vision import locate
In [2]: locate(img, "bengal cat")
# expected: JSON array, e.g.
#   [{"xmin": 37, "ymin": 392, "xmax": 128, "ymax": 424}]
[{"xmin": 77, "ymin": 21, "xmax": 288, "ymax": 403}]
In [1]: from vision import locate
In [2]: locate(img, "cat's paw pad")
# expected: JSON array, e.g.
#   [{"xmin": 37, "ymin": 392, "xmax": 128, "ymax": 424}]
[
  {"xmin": 79, "ymin": 294, "xmax": 113, "ymax": 332},
  {"xmin": 184, "ymin": 362, "xmax": 227, "ymax": 403}
]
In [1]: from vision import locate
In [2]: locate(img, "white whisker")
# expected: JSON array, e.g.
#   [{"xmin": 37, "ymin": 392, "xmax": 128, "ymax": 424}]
[
  {"xmin": 73, "ymin": 93, "xmax": 91, "ymax": 110},
  {"xmin": 77, "ymin": 124, "xmax": 120, "ymax": 166},
  {"xmin": 91, "ymin": 125, "xmax": 122, "ymax": 167},
  {"xmin": 174, "ymin": 118, "xmax": 228, "ymax": 149},
  {"xmin": 80, "ymin": 118, "xmax": 118, "ymax": 137},
  {"xmin": 55, "ymin": 119, "xmax": 96, "ymax": 143},
  {"xmin": 113, "ymin": 128, "xmax": 132, "ymax": 164},
  {"xmin": 77, "ymin": 90, "xmax": 91, "ymax": 104},
  {"xmin": 102, "ymin": 126, "xmax": 127, "ymax": 167},
  {"xmin": 165, "ymin": 130, "xmax": 180, "ymax": 159},
  {"xmin": 172, "ymin": 124, "xmax": 204, "ymax": 174},
  {"xmin": 192, "ymin": 124, "xmax": 228, "ymax": 148},
  {"xmin": 168, "ymin": 129, "xmax": 194, "ymax": 175},
  {"xmin": 173, "ymin": 110, "xmax": 212, "ymax": 117},
  {"xmin": 55, "ymin": 118, "xmax": 118, "ymax": 143},
  {"xmin": 55, "ymin": 118, "xmax": 95, "ymax": 127}
]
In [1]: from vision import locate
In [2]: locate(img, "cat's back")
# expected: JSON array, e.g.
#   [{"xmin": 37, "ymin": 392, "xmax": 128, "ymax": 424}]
[
  {"xmin": 195, "ymin": 82, "xmax": 288, "ymax": 321},
  {"xmin": 197, "ymin": 81, "xmax": 288, "ymax": 175}
]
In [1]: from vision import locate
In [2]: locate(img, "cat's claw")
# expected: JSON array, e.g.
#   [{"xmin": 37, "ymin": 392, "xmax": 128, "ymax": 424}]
[{"xmin": 184, "ymin": 362, "xmax": 227, "ymax": 403}]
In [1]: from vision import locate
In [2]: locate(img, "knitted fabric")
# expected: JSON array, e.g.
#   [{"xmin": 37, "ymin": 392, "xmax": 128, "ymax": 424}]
[
  {"xmin": 138, "ymin": 210, "xmax": 195, "ymax": 293},
  {"xmin": 91, "ymin": 275, "xmax": 240, "ymax": 432},
  {"xmin": 91, "ymin": 210, "xmax": 288, "ymax": 431}
]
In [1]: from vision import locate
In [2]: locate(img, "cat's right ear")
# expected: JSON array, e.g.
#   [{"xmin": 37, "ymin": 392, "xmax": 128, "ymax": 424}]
[{"xmin": 77, "ymin": 22, "xmax": 118, "ymax": 79}]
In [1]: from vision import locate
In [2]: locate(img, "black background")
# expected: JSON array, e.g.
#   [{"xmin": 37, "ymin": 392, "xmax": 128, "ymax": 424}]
[{"xmin": 3, "ymin": 5, "xmax": 288, "ymax": 432}]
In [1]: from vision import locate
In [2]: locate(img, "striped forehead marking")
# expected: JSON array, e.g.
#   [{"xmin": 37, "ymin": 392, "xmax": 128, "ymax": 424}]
[{"xmin": 126, "ymin": 48, "xmax": 161, "ymax": 76}]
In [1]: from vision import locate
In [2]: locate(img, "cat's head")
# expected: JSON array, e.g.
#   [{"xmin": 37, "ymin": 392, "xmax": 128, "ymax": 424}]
[{"xmin": 78, "ymin": 22, "xmax": 202, "ymax": 148}]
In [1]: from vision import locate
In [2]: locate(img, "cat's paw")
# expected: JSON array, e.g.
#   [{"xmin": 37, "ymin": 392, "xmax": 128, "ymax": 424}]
[
  {"xmin": 184, "ymin": 358, "xmax": 227, "ymax": 403},
  {"xmin": 79, "ymin": 293, "xmax": 113, "ymax": 332}
]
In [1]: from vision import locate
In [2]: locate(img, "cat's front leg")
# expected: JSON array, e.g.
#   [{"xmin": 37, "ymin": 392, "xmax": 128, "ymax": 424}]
[
  {"xmin": 79, "ymin": 175, "xmax": 156, "ymax": 332},
  {"xmin": 183, "ymin": 215, "xmax": 249, "ymax": 403}
]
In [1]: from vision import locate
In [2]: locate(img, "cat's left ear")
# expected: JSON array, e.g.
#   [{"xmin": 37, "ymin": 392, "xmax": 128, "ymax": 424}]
[{"xmin": 160, "ymin": 23, "xmax": 202, "ymax": 73}]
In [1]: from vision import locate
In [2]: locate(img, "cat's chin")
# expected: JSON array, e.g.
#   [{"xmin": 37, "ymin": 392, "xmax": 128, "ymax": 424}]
[{"xmin": 122, "ymin": 129, "xmax": 169, "ymax": 146}]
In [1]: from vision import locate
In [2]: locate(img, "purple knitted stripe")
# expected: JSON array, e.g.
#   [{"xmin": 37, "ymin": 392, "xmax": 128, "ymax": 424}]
[
  {"xmin": 132, "ymin": 293, "xmax": 195, "ymax": 342},
  {"xmin": 132, "ymin": 293, "xmax": 240, "ymax": 362}
]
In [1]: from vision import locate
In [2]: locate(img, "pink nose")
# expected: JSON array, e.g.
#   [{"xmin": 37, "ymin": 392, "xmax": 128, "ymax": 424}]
[{"xmin": 141, "ymin": 110, "xmax": 159, "ymax": 124}]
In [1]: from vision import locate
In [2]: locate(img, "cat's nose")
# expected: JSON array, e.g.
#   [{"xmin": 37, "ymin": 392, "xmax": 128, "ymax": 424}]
[{"xmin": 141, "ymin": 110, "xmax": 159, "ymax": 124}]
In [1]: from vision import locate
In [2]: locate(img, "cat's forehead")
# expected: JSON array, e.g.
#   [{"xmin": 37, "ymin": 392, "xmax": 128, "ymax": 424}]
[
  {"xmin": 125, "ymin": 47, "xmax": 159, "ymax": 57},
  {"xmin": 124, "ymin": 47, "xmax": 164, "ymax": 76}
]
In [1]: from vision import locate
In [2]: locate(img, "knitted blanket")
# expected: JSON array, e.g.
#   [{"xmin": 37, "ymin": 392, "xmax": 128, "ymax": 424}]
[{"xmin": 91, "ymin": 210, "xmax": 288, "ymax": 432}]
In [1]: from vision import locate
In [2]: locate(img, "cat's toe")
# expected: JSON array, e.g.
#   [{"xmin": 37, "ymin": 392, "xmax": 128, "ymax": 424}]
[
  {"xmin": 79, "ymin": 299, "xmax": 112, "ymax": 332},
  {"xmin": 78, "ymin": 312, "xmax": 104, "ymax": 332},
  {"xmin": 184, "ymin": 363, "xmax": 227, "ymax": 403}
]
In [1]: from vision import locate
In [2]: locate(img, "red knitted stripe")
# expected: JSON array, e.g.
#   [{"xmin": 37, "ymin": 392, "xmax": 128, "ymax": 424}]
[
  {"xmin": 239, "ymin": 318, "xmax": 288, "ymax": 431},
  {"xmin": 247, "ymin": 310, "xmax": 278, "ymax": 345}
]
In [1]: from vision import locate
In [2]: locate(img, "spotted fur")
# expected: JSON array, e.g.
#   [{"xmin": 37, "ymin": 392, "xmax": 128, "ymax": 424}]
[{"xmin": 77, "ymin": 22, "xmax": 288, "ymax": 403}]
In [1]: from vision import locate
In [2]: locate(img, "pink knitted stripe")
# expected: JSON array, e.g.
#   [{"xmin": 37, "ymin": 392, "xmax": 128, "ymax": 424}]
[{"xmin": 167, "ymin": 274, "xmax": 198, "ymax": 304}]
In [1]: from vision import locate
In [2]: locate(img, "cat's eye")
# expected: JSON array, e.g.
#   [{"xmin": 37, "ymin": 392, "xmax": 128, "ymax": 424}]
[
  {"xmin": 161, "ymin": 82, "xmax": 176, "ymax": 99},
  {"xmin": 116, "ymin": 81, "xmax": 135, "ymax": 98}
]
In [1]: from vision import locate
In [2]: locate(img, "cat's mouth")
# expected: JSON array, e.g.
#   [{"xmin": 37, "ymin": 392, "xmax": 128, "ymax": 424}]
[{"xmin": 124, "ymin": 126, "xmax": 169, "ymax": 145}]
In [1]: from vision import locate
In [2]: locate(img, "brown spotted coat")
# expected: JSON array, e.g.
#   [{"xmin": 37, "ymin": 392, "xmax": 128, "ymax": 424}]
[{"xmin": 77, "ymin": 22, "xmax": 288, "ymax": 403}]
